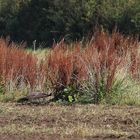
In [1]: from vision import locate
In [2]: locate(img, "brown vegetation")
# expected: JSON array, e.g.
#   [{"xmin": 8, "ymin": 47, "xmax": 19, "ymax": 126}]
[{"xmin": 0, "ymin": 31, "xmax": 140, "ymax": 103}]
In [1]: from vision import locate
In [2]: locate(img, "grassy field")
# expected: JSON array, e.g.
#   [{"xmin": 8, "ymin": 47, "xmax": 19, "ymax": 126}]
[
  {"xmin": 0, "ymin": 32, "xmax": 140, "ymax": 140},
  {"xmin": 0, "ymin": 103, "xmax": 140, "ymax": 140}
]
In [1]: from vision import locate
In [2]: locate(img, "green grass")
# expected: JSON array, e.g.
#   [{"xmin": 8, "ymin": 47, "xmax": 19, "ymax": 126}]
[
  {"xmin": 26, "ymin": 48, "xmax": 50, "ymax": 58},
  {"xmin": 0, "ymin": 90, "xmax": 28, "ymax": 103}
]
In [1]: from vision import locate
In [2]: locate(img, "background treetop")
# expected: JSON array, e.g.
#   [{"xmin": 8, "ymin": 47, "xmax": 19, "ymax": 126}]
[{"xmin": 0, "ymin": 0, "xmax": 140, "ymax": 47}]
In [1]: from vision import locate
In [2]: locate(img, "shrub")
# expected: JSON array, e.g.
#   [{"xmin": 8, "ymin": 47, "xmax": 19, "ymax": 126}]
[
  {"xmin": 46, "ymin": 31, "xmax": 140, "ymax": 103},
  {"xmin": 46, "ymin": 41, "xmax": 85, "ymax": 102},
  {"xmin": 0, "ymin": 38, "xmax": 46, "ymax": 93},
  {"xmin": 0, "ymin": 0, "xmax": 140, "ymax": 45}
]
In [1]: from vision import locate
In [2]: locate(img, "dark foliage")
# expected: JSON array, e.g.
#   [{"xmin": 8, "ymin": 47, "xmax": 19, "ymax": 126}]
[{"xmin": 0, "ymin": 0, "xmax": 140, "ymax": 46}]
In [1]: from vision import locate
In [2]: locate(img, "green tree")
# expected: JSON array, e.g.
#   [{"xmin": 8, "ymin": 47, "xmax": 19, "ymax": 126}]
[{"xmin": 0, "ymin": 0, "xmax": 140, "ymax": 46}]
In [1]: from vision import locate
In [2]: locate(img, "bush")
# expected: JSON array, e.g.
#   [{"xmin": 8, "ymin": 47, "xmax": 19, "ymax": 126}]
[
  {"xmin": 46, "ymin": 31, "xmax": 140, "ymax": 103},
  {"xmin": 0, "ymin": 38, "xmax": 46, "ymax": 92},
  {"xmin": 46, "ymin": 41, "xmax": 85, "ymax": 102},
  {"xmin": 0, "ymin": 0, "xmax": 140, "ymax": 45}
]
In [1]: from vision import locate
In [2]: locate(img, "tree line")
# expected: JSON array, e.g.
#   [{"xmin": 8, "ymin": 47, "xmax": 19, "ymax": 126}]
[{"xmin": 0, "ymin": 0, "xmax": 140, "ymax": 46}]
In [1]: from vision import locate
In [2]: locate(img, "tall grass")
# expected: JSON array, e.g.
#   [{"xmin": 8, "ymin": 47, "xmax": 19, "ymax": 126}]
[
  {"xmin": 0, "ymin": 31, "xmax": 140, "ymax": 104},
  {"xmin": 0, "ymin": 38, "xmax": 46, "ymax": 94},
  {"xmin": 46, "ymin": 31, "xmax": 140, "ymax": 103}
]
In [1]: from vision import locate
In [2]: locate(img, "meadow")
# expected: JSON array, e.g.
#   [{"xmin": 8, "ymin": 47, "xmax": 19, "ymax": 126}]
[
  {"xmin": 0, "ymin": 31, "xmax": 140, "ymax": 105},
  {"xmin": 0, "ymin": 31, "xmax": 140, "ymax": 139}
]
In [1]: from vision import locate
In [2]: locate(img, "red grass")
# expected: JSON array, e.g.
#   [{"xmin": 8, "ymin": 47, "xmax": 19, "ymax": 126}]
[
  {"xmin": 46, "ymin": 31, "xmax": 140, "ymax": 98},
  {"xmin": 0, "ymin": 31, "xmax": 139, "ymax": 99},
  {"xmin": 0, "ymin": 38, "xmax": 39, "ymax": 91}
]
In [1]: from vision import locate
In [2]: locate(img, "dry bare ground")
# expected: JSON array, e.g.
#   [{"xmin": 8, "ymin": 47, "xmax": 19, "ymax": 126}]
[{"xmin": 0, "ymin": 103, "xmax": 140, "ymax": 140}]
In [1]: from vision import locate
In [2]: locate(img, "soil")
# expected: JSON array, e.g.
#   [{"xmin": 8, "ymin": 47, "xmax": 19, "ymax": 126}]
[{"xmin": 0, "ymin": 103, "xmax": 139, "ymax": 140}]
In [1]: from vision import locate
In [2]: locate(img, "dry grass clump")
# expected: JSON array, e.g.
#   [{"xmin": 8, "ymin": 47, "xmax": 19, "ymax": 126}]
[
  {"xmin": 46, "ymin": 41, "xmax": 85, "ymax": 100},
  {"xmin": 0, "ymin": 31, "xmax": 140, "ymax": 104},
  {"xmin": 46, "ymin": 31, "xmax": 140, "ymax": 103},
  {"xmin": 0, "ymin": 38, "xmax": 46, "ymax": 93}
]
